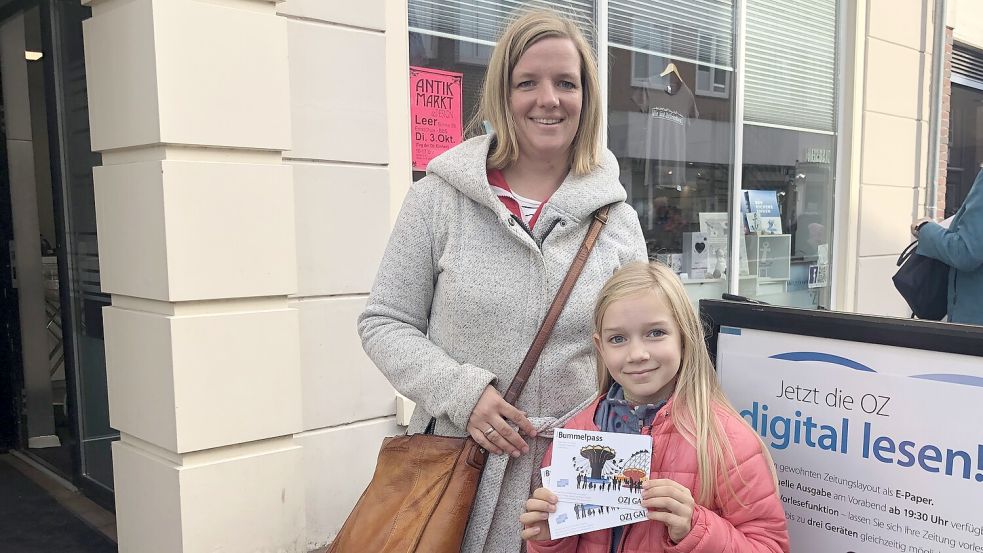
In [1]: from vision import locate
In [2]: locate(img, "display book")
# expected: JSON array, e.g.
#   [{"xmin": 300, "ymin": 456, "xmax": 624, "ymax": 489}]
[
  {"xmin": 542, "ymin": 429, "xmax": 652, "ymax": 539},
  {"xmin": 739, "ymin": 190, "xmax": 792, "ymax": 284},
  {"xmin": 741, "ymin": 190, "xmax": 783, "ymax": 235}
]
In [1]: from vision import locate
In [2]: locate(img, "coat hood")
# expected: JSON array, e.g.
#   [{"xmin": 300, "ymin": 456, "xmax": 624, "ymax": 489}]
[{"xmin": 426, "ymin": 134, "xmax": 628, "ymax": 223}]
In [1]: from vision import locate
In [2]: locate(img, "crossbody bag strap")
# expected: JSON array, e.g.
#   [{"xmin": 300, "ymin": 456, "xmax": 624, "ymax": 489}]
[{"xmin": 501, "ymin": 203, "xmax": 614, "ymax": 406}]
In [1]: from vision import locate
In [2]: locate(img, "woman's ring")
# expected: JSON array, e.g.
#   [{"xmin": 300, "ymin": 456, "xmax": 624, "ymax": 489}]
[{"xmin": 484, "ymin": 426, "xmax": 496, "ymax": 436}]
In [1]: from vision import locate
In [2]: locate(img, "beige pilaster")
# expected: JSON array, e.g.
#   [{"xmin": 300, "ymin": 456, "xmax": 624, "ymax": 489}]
[
  {"xmin": 83, "ymin": 0, "xmax": 303, "ymax": 551},
  {"xmin": 842, "ymin": 0, "xmax": 937, "ymax": 316}
]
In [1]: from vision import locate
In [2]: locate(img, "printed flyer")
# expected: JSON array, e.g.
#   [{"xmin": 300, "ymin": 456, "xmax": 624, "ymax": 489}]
[
  {"xmin": 410, "ymin": 66, "xmax": 463, "ymax": 171},
  {"xmin": 550, "ymin": 429, "xmax": 653, "ymax": 509},
  {"xmin": 542, "ymin": 467, "xmax": 647, "ymax": 539},
  {"xmin": 717, "ymin": 327, "xmax": 983, "ymax": 553}
]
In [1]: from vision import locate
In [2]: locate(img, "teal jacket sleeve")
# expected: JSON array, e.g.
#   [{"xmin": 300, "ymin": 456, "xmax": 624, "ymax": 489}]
[{"xmin": 917, "ymin": 172, "xmax": 983, "ymax": 272}]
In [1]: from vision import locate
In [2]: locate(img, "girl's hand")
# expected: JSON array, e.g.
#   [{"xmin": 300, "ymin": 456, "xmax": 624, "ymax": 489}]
[
  {"xmin": 519, "ymin": 487, "xmax": 557, "ymax": 541},
  {"xmin": 641, "ymin": 478, "xmax": 695, "ymax": 544},
  {"xmin": 467, "ymin": 385, "xmax": 537, "ymax": 457}
]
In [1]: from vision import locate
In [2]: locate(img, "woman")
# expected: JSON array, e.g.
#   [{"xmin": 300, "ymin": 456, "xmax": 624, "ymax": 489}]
[
  {"xmin": 912, "ymin": 168, "xmax": 983, "ymax": 325},
  {"xmin": 357, "ymin": 9, "xmax": 647, "ymax": 553}
]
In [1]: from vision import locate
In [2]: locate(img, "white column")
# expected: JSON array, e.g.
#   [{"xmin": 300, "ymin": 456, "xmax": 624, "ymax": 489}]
[
  {"xmin": 83, "ymin": 0, "xmax": 303, "ymax": 551},
  {"xmin": 274, "ymin": 0, "xmax": 406, "ymax": 548}
]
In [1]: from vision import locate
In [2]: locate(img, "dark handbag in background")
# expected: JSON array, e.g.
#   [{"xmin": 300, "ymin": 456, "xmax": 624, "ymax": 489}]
[
  {"xmin": 328, "ymin": 205, "xmax": 614, "ymax": 553},
  {"xmin": 892, "ymin": 240, "xmax": 949, "ymax": 320}
]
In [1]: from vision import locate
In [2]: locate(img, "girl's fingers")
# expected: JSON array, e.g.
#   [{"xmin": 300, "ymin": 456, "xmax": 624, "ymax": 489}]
[
  {"xmin": 641, "ymin": 495, "xmax": 680, "ymax": 512},
  {"xmin": 523, "ymin": 498, "xmax": 556, "ymax": 514},
  {"xmin": 518, "ymin": 510, "xmax": 551, "ymax": 525},
  {"xmin": 531, "ymin": 487, "xmax": 558, "ymax": 503},
  {"xmin": 643, "ymin": 486, "xmax": 691, "ymax": 504},
  {"xmin": 641, "ymin": 481, "xmax": 694, "ymax": 505},
  {"xmin": 647, "ymin": 509, "xmax": 690, "ymax": 530},
  {"xmin": 520, "ymin": 524, "xmax": 545, "ymax": 541},
  {"xmin": 642, "ymin": 478, "xmax": 688, "ymax": 492}
]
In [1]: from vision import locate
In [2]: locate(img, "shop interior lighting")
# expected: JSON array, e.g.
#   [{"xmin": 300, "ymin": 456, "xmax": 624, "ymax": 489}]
[{"xmin": 25, "ymin": 51, "xmax": 42, "ymax": 61}]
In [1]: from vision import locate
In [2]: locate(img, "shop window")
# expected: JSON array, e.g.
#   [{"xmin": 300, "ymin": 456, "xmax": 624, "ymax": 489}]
[
  {"xmin": 738, "ymin": 0, "xmax": 837, "ymax": 309},
  {"xmin": 607, "ymin": 0, "xmax": 736, "ymax": 302},
  {"xmin": 405, "ymin": 0, "xmax": 839, "ymax": 309}
]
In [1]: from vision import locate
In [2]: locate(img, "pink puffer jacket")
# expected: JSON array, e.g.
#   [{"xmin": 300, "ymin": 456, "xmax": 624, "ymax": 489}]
[{"xmin": 529, "ymin": 396, "xmax": 790, "ymax": 553}]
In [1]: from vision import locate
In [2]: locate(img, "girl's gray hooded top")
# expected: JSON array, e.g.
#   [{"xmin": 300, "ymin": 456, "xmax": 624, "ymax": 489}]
[{"xmin": 357, "ymin": 134, "xmax": 647, "ymax": 552}]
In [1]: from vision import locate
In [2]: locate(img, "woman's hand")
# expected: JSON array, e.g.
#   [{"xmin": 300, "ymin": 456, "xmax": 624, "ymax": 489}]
[
  {"xmin": 911, "ymin": 217, "xmax": 933, "ymax": 238},
  {"xmin": 641, "ymin": 478, "xmax": 695, "ymax": 544},
  {"xmin": 519, "ymin": 487, "xmax": 557, "ymax": 541},
  {"xmin": 467, "ymin": 385, "xmax": 536, "ymax": 457}
]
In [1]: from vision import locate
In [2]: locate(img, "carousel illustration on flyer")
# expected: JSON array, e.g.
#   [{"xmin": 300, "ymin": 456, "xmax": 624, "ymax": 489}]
[{"xmin": 550, "ymin": 429, "xmax": 653, "ymax": 509}]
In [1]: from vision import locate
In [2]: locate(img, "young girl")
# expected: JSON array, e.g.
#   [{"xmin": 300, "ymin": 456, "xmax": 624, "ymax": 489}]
[{"xmin": 520, "ymin": 261, "xmax": 790, "ymax": 553}]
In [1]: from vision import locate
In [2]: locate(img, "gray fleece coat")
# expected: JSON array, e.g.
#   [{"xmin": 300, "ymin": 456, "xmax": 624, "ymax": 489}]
[{"xmin": 357, "ymin": 134, "xmax": 647, "ymax": 552}]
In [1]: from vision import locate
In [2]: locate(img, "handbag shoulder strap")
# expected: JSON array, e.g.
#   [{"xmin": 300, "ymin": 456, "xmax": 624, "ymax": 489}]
[
  {"xmin": 898, "ymin": 240, "xmax": 919, "ymax": 267},
  {"xmin": 501, "ymin": 203, "xmax": 614, "ymax": 406}
]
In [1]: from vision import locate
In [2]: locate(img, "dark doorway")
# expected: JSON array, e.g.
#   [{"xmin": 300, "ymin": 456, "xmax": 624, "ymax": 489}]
[
  {"xmin": 945, "ymin": 83, "xmax": 983, "ymax": 216},
  {"xmin": 0, "ymin": 0, "xmax": 114, "ymax": 511}
]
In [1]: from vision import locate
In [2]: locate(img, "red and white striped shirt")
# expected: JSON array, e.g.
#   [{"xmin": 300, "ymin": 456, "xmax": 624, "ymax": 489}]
[{"xmin": 488, "ymin": 169, "xmax": 549, "ymax": 229}]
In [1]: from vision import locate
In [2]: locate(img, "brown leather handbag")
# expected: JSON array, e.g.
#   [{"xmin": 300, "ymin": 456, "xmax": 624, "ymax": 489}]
[{"xmin": 328, "ymin": 205, "xmax": 614, "ymax": 553}]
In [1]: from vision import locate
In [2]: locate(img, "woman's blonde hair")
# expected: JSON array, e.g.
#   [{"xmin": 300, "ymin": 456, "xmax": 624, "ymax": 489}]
[
  {"xmin": 592, "ymin": 261, "xmax": 772, "ymax": 507},
  {"xmin": 468, "ymin": 9, "xmax": 602, "ymax": 176}
]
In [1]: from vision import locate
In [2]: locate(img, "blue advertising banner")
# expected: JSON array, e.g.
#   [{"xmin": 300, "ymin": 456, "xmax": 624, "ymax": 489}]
[{"xmin": 709, "ymin": 313, "xmax": 983, "ymax": 553}]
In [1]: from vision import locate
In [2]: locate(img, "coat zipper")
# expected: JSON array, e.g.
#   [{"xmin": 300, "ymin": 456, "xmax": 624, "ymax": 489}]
[
  {"xmin": 510, "ymin": 214, "xmax": 537, "ymax": 246},
  {"xmin": 509, "ymin": 214, "xmax": 566, "ymax": 250}
]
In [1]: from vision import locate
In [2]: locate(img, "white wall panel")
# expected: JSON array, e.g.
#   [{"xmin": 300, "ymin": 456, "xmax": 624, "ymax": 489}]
[
  {"xmin": 286, "ymin": 20, "xmax": 388, "ymax": 163},
  {"xmin": 868, "ymin": 0, "xmax": 929, "ymax": 51},
  {"xmin": 857, "ymin": 185, "xmax": 917, "ymax": 258},
  {"xmin": 295, "ymin": 297, "xmax": 395, "ymax": 430},
  {"xmin": 297, "ymin": 419, "xmax": 401, "ymax": 550},
  {"xmin": 113, "ymin": 439, "xmax": 305, "ymax": 553},
  {"xmin": 865, "ymin": 38, "xmax": 922, "ymax": 119},
  {"xmin": 154, "ymin": 0, "xmax": 290, "ymax": 149},
  {"xmin": 82, "ymin": 0, "xmax": 161, "ymax": 150},
  {"xmin": 294, "ymin": 163, "xmax": 389, "ymax": 296},
  {"xmin": 277, "ymin": 0, "xmax": 387, "ymax": 30},
  {"xmin": 95, "ymin": 160, "xmax": 296, "ymax": 301},
  {"xmin": 860, "ymin": 112, "xmax": 919, "ymax": 188},
  {"xmin": 104, "ymin": 306, "xmax": 302, "ymax": 453},
  {"xmin": 855, "ymin": 256, "xmax": 912, "ymax": 317}
]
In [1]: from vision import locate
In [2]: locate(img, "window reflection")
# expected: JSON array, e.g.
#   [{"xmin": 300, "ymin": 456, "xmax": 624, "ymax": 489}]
[
  {"xmin": 609, "ymin": 50, "xmax": 734, "ymax": 286},
  {"xmin": 740, "ymin": 128, "xmax": 835, "ymax": 308}
]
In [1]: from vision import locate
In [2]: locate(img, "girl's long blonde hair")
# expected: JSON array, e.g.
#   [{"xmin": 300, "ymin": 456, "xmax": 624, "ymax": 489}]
[
  {"xmin": 592, "ymin": 261, "xmax": 771, "ymax": 507},
  {"xmin": 467, "ymin": 9, "xmax": 602, "ymax": 176}
]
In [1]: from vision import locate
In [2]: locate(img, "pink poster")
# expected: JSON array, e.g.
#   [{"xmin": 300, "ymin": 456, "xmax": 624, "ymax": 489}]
[{"xmin": 410, "ymin": 66, "xmax": 463, "ymax": 171}]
